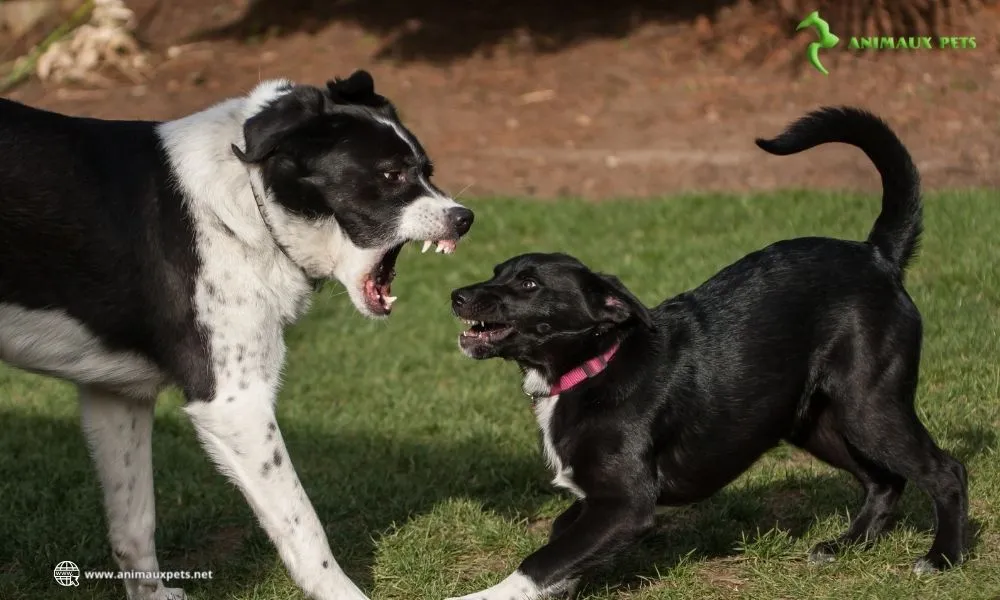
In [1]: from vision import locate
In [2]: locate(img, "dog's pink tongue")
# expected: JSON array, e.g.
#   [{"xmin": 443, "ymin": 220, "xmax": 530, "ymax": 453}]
[{"xmin": 364, "ymin": 279, "xmax": 379, "ymax": 302}]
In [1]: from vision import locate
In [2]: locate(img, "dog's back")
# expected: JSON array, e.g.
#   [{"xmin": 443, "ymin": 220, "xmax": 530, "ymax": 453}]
[
  {"xmin": 668, "ymin": 109, "xmax": 922, "ymax": 389},
  {"xmin": 0, "ymin": 99, "xmax": 199, "ymax": 394},
  {"xmin": 0, "ymin": 98, "xmax": 164, "ymax": 230},
  {"xmin": 647, "ymin": 108, "xmax": 929, "ymax": 495}
]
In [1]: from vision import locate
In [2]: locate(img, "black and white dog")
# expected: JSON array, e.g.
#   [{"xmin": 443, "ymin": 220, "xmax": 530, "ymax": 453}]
[
  {"xmin": 0, "ymin": 71, "xmax": 472, "ymax": 600},
  {"xmin": 447, "ymin": 107, "xmax": 968, "ymax": 599}
]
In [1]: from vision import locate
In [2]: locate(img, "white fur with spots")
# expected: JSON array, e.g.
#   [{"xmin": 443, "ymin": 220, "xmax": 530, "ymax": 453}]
[{"xmin": 158, "ymin": 80, "xmax": 370, "ymax": 600}]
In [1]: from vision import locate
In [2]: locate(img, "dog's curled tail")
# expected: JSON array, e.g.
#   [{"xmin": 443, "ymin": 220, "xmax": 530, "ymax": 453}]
[{"xmin": 755, "ymin": 106, "xmax": 922, "ymax": 274}]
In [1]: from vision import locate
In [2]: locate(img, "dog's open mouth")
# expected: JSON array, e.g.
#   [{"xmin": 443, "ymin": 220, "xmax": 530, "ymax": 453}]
[
  {"xmin": 459, "ymin": 319, "xmax": 515, "ymax": 344},
  {"xmin": 362, "ymin": 244, "xmax": 402, "ymax": 316},
  {"xmin": 362, "ymin": 239, "xmax": 460, "ymax": 316}
]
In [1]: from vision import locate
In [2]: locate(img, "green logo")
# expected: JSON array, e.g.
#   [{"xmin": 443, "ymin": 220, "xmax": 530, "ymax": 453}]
[
  {"xmin": 796, "ymin": 10, "xmax": 976, "ymax": 74},
  {"xmin": 797, "ymin": 10, "xmax": 839, "ymax": 75}
]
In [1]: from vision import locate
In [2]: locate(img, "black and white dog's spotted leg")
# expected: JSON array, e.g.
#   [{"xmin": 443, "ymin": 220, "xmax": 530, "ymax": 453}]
[
  {"xmin": 183, "ymin": 336, "xmax": 369, "ymax": 600},
  {"xmin": 80, "ymin": 386, "xmax": 184, "ymax": 600}
]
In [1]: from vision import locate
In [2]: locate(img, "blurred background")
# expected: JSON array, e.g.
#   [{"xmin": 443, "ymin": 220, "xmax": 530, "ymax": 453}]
[{"xmin": 0, "ymin": 0, "xmax": 997, "ymax": 199}]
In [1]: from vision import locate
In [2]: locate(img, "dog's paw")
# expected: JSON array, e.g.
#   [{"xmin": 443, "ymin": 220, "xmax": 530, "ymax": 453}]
[
  {"xmin": 134, "ymin": 586, "xmax": 186, "ymax": 600},
  {"xmin": 913, "ymin": 553, "xmax": 960, "ymax": 575},
  {"xmin": 912, "ymin": 557, "xmax": 941, "ymax": 575},
  {"xmin": 807, "ymin": 541, "xmax": 838, "ymax": 565},
  {"xmin": 445, "ymin": 589, "xmax": 510, "ymax": 600},
  {"xmin": 446, "ymin": 571, "xmax": 543, "ymax": 600},
  {"xmin": 153, "ymin": 587, "xmax": 186, "ymax": 600},
  {"xmin": 445, "ymin": 591, "xmax": 501, "ymax": 600}
]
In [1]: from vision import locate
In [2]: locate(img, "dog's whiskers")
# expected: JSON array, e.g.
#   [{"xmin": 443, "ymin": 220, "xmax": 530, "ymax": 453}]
[{"xmin": 453, "ymin": 182, "xmax": 474, "ymax": 201}]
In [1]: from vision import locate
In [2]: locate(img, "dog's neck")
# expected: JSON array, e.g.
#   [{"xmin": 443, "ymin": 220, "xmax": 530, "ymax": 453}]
[
  {"xmin": 520, "ymin": 336, "xmax": 622, "ymax": 399},
  {"xmin": 240, "ymin": 163, "xmax": 315, "ymax": 284}
]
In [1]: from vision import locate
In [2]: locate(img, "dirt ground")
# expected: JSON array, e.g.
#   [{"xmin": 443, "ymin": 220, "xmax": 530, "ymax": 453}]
[{"xmin": 6, "ymin": 0, "xmax": 1000, "ymax": 199}]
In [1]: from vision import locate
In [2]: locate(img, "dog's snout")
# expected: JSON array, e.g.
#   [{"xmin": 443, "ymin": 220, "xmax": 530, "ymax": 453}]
[
  {"xmin": 451, "ymin": 288, "xmax": 471, "ymax": 309},
  {"xmin": 448, "ymin": 207, "xmax": 474, "ymax": 237}
]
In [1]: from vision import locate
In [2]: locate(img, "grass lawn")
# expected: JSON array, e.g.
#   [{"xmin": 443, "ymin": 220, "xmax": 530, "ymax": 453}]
[{"xmin": 1, "ymin": 190, "xmax": 998, "ymax": 600}]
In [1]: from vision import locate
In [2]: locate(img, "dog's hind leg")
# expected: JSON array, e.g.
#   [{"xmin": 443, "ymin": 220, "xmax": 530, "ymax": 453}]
[
  {"xmin": 80, "ymin": 386, "xmax": 185, "ymax": 600},
  {"xmin": 823, "ymin": 355, "xmax": 968, "ymax": 573},
  {"xmin": 789, "ymin": 398, "xmax": 906, "ymax": 563},
  {"xmin": 839, "ymin": 404, "xmax": 967, "ymax": 572}
]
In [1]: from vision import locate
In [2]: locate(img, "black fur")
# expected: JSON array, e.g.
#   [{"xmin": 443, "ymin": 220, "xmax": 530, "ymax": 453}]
[
  {"xmin": 0, "ymin": 100, "xmax": 214, "ymax": 399},
  {"xmin": 451, "ymin": 107, "xmax": 968, "ymax": 592}
]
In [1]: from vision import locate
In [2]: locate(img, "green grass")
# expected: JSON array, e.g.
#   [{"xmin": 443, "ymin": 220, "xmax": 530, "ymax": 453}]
[{"xmin": 1, "ymin": 190, "xmax": 998, "ymax": 600}]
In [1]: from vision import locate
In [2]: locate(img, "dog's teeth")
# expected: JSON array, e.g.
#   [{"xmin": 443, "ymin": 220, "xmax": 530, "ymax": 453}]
[
  {"xmin": 435, "ymin": 243, "xmax": 445, "ymax": 253},
  {"xmin": 384, "ymin": 295, "xmax": 398, "ymax": 307},
  {"xmin": 422, "ymin": 240, "xmax": 433, "ymax": 253}
]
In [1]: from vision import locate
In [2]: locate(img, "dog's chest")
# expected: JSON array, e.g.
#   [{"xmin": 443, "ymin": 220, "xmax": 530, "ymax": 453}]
[{"xmin": 525, "ymin": 370, "xmax": 586, "ymax": 499}]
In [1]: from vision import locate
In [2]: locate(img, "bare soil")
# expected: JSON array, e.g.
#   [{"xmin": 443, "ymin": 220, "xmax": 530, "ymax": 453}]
[{"xmin": 6, "ymin": 0, "xmax": 999, "ymax": 199}]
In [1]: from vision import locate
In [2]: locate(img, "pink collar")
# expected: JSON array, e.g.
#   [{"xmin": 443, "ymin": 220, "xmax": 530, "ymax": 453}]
[{"xmin": 547, "ymin": 341, "xmax": 621, "ymax": 397}]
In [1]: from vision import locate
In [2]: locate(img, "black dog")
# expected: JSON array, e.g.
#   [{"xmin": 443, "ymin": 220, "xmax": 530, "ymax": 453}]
[{"xmin": 446, "ymin": 107, "xmax": 968, "ymax": 599}]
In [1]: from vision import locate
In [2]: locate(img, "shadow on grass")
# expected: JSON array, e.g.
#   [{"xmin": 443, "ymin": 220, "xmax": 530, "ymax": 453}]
[
  {"xmin": 0, "ymin": 409, "xmax": 548, "ymax": 598},
  {"xmin": 947, "ymin": 424, "xmax": 997, "ymax": 465},
  {"xmin": 0, "ymin": 412, "xmax": 990, "ymax": 599}
]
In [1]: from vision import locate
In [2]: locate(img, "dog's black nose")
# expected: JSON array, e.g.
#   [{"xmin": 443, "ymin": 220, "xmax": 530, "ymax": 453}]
[
  {"xmin": 448, "ymin": 207, "xmax": 474, "ymax": 237},
  {"xmin": 451, "ymin": 289, "xmax": 470, "ymax": 308}
]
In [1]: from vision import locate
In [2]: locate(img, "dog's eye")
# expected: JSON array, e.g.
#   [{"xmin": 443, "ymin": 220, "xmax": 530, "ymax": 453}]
[
  {"xmin": 521, "ymin": 278, "xmax": 538, "ymax": 290},
  {"xmin": 381, "ymin": 171, "xmax": 406, "ymax": 184}
]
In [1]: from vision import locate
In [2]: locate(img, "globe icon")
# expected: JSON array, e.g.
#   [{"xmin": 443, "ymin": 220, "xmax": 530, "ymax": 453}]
[{"xmin": 53, "ymin": 561, "xmax": 80, "ymax": 587}]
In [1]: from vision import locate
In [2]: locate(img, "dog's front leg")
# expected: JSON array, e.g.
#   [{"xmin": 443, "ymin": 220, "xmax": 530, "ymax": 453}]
[
  {"xmin": 447, "ymin": 497, "xmax": 654, "ymax": 600},
  {"xmin": 184, "ymin": 369, "xmax": 369, "ymax": 600}
]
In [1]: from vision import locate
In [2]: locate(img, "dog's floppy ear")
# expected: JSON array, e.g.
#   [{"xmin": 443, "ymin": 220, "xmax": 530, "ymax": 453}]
[
  {"xmin": 233, "ymin": 86, "xmax": 333, "ymax": 164},
  {"xmin": 594, "ymin": 273, "xmax": 654, "ymax": 330}
]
